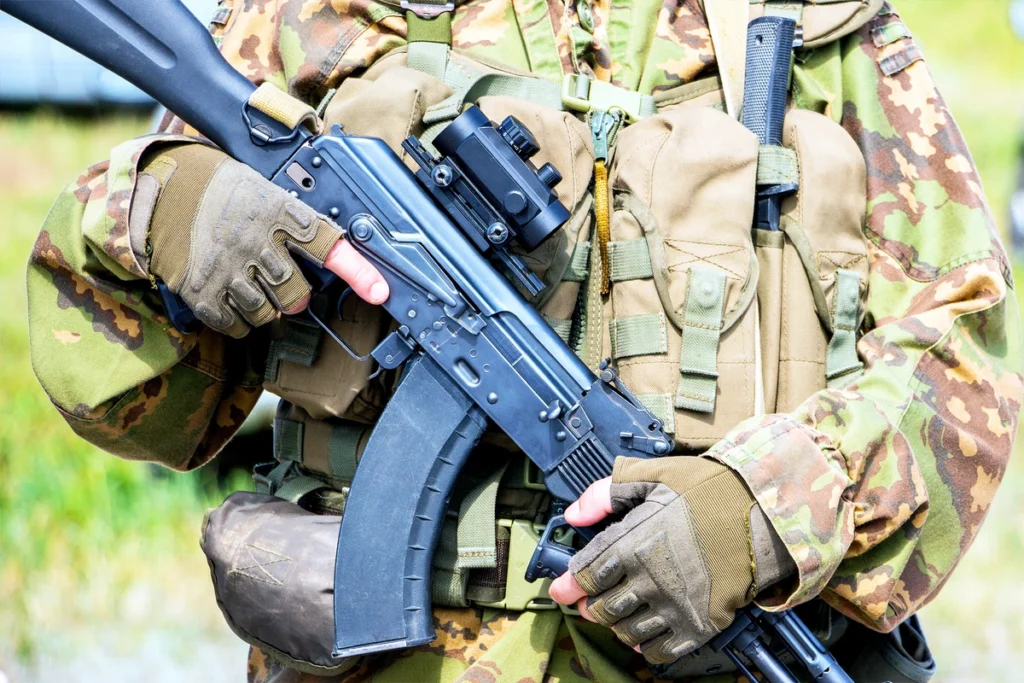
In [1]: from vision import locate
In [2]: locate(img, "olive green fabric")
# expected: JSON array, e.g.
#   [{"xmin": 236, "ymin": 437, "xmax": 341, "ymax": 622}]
[
  {"xmin": 569, "ymin": 457, "xmax": 794, "ymax": 664},
  {"xmin": 137, "ymin": 144, "xmax": 341, "ymax": 338}
]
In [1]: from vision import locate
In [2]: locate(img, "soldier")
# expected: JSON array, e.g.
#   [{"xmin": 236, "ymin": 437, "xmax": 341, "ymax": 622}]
[{"xmin": 26, "ymin": 1, "xmax": 1022, "ymax": 682}]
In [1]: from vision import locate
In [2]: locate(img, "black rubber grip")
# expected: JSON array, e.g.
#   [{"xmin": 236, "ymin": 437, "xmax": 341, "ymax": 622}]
[{"xmin": 742, "ymin": 16, "xmax": 796, "ymax": 146}]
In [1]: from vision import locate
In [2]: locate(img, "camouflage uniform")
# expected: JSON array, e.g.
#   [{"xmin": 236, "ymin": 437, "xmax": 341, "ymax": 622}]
[{"xmin": 26, "ymin": 0, "xmax": 1023, "ymax": 681}]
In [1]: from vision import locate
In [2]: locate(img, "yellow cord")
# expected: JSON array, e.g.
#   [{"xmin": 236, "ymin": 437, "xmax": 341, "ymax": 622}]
[{"xmin": 594, "ymin": 159, "xmax": 611, "ymax": 296}]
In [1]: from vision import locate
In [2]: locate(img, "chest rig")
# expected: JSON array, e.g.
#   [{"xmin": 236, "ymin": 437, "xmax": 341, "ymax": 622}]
[{"xmin": 256, "ymin": 0, "xmax": 881, "ymax": 612}]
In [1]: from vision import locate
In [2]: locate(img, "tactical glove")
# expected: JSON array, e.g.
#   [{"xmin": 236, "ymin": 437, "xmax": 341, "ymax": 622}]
[
  {"xmin": 130, "ymin": 143, "xmax": 342, "ymax": 337},
  {"xmin": 567, "ymin": 457, "xmax": 795, "ymax": 665}
]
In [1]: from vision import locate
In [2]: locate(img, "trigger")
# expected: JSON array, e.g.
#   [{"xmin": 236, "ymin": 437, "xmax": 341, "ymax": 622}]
[{"xmin": 525, "ymin": 514, "xmax": 577, "ymax": 582}]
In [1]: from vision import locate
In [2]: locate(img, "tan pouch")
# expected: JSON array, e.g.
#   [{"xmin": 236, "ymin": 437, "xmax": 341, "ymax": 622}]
[
  {"xmin": 746, "ymin": 0, "xmax": 885, "ymax": 48},
  {"xmin": 607, "ymin": 107, "xmax": 760, "ymax": 451},
  {"xmin": 757, "ymin": 109, "xmax": 868, "ymax": 413}
]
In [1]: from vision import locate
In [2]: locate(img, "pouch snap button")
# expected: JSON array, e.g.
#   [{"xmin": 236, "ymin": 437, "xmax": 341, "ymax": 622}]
[{"xmin": 577, "ymin": 0, "xmax": 595, "ymax": 32}]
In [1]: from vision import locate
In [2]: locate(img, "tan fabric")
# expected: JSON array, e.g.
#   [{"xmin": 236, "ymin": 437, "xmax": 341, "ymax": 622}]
[
  {"xmin": 746, "ymin": 0, "xmax": 886, "ymax": 48},
  {"xmin": 607, "ymin": 107, "xmax": 759, "ymax": 451},
  {"xmin": 765, "ymin": 110, "xmax": 868, "ymax": 412}
]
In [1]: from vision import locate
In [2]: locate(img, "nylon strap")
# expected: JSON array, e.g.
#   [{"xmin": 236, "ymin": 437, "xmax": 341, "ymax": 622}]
[
  {"xmin": 610, "ymin": 313, "xmax": 668, "ymax": 359},
  {"xmin": 274, "ymin": 475, "xmax": 328, "ymax": 504},
  {"xmin": 577, "ymin": 229, "xmax": 606, "ymax": 370},
  {"xmin": 265, "ymin": 319, "xmax": 322, "ymax": 383},
  {"xmin": 608, "ymin": 238, "xmax": 654, "ymax": 282},
  {"xmin": 543, "ymin": 316, "xmax": 573, "ymax": 343},
  {"xmin": 248, "ymin": 83, "xmax": 321, "ymax": 133},
  {"xmin": 274, "ymin": 417, "xmax": 304, "ymax": 463},
  {"xmin": 455, "ymin": 460, "xmax": 510, "ymax": 570},
  {"xmin": 432, "ymin": 515, "xmax": 470, "ymax": 606},
  {"xmin": 704, "ymin": 0, "xmax": 749, "ymax": 119},
  {"xmin": 563, "ymin": 241, "xmax": 591, "ymax": 282},
  {"xmin": 757, "ymin": 144, "xmax": 799, "ymax": 186},
  {"xmin": 825, "ymin": 269, "xmax": 864, "ymax": 388},
  {"xmin": 327, "ymin": 421, "xmax": 365, "ymax": 482},
  {"xmin": 675, "ymin": 267, "xmax": 727, "ymax": 414},
  {"xmin": 637, "ymin": 393, "xmax": 676, "ymax": 435}
]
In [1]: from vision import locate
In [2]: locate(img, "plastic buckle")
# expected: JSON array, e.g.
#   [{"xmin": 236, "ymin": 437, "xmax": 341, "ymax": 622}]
[
  {"xmin": 561, "ymin": 74, "xmax": 647, "ymax": 123},
  {"xmin": 401, "ymin": 0, "xmax": 454, "ymax": 18},
  {"xmin": 522, "ymin": 459, "xmax": 548, "ymax": 491},
  {"xmin": 477, "ymin": 520, "xmax": 558, "ymax": 611}
]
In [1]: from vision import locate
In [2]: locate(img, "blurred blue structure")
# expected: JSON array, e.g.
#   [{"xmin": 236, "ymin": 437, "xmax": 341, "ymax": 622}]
[{"xmin": 0, "ymin": 0, "xmax": 217, "ymax": 106}]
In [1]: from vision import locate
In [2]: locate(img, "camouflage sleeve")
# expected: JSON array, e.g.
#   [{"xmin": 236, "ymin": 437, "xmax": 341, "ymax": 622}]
[
  {"xmin": 27, "ymin": 133, "xmax": 263, "ymax": 471},
  {"xmin": 706, "ymin": 8, "xmax": 1024, "ymax": 632}
]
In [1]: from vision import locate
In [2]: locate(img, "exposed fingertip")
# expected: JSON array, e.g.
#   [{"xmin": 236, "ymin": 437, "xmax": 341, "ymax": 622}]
[
  {"xmin": 564, "ymin": 501, "xmax": 580, "ymax": 524},
  {"xmin": 369, "ymin": 281, "xmax": 389, "ymax": 304}
]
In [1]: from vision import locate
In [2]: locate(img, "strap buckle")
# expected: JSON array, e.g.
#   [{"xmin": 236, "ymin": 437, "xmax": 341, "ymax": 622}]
[
  {"xmin": 401, "ymin": 0, "xmax": 454, "ymax": 18},
  {"xmin": 561, "ymin": 74, "xmax": 648, "ymax": 123}
]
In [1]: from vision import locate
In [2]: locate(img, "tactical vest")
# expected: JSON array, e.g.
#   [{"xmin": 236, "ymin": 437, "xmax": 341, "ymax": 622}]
[{"xmin": 210, "ymin": 0, "xmax": 922, "ymax": 675}]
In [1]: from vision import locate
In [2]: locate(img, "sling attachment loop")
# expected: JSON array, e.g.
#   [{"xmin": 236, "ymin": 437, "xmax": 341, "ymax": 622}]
[{"xmin": 246, "ymin": 83, "xmax": 322, "ymax": 144}]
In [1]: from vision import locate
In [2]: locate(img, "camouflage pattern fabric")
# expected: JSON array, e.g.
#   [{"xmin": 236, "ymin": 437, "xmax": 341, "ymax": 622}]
[{"xmin": 25, "ymin": 0, "xmax": 1023, "ymax": 680}]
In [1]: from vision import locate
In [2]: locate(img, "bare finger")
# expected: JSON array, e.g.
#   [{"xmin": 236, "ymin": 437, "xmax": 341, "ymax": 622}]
[
  {"xmin": 549, "ymin": 571, "xmax": 588, "ymax": 606},
  {"xmin": 323, "ymin": 239, "xmax": 389, "ymax": 304}
]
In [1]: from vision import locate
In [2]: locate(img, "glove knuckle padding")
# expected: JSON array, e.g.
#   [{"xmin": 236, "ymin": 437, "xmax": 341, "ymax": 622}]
[{"xmin": 142, "ymin": 145, "xmax": 338, "ymax": 336}]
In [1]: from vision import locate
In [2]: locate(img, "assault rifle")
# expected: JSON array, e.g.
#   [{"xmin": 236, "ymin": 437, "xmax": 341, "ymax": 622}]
[{"xmin": 2, "ymin": 2, "xmax": 850, "ymax": 680}]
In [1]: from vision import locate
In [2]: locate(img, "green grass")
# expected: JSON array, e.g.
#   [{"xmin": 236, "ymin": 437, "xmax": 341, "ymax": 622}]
[
  {"xmin": 0, "ymin": 114, "xmax": 247, "ymax": 669},
  {"xmin": 1, "ymin": 2, "xmax": 1023, "ymax": 679}
]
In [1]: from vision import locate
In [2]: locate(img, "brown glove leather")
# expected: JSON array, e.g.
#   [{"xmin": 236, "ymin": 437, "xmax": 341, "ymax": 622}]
[
  {"xmin": 568, "ymin": 456, "xmax": 795, "ymax": 665},
  {"xmin": 130, "ymin": 143, "xmax": 341, "ymax": 337}
]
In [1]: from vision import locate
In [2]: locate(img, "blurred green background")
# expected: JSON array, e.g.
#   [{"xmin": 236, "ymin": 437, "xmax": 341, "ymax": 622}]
[{"xmin": 1, "ymin": 2, "xmax": 1023, "ymax": 681}]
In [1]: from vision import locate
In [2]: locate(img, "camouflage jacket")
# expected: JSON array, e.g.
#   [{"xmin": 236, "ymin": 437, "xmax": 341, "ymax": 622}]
[{"xmin": 26, "ymin": 0, "xmax": 1023, "ymax": 680}]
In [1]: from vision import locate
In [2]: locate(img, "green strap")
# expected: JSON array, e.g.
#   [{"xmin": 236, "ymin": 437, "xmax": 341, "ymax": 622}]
[
  {"xmin": 405, "ymin": 9, "xmax": 452, "ymax": 82},
  {"xmin": 562, "ymin": 241, "xmax": 591, "ymax": 282},
  {"xmin": 273, "ymin": 417, "xmax": 304, "ymax": 463},
  {"xmin": 637, "ymin": 393, "xmax": 676, "ymax": 435},
  {"xmin": 455, "ymin": 460, "xmax": 509, "ymax": 570},
  {"xmin": 543, "ymin": 316, "xmax": 573, "ymax": 343},
  {"xmin": 675, "ymin": 268, "xmax": 727, "ymax": 414},
  {"xmin": 757, "ymin": 144, "xmax": 799, "ymax": 186},
  {"xmin": 264, "ymin": 319, "xmax": 322, "ymax": 383},
  {"xmin": 423, "ymin": 70, "xmax": 566, "ymax": 126},
  {"xmin": 274, "ymin": 475, "xmax": 327, "ymax": 504},
  {"xmin": 327, "ymin": 421, "xmax": 365, "ymax": 482},
  {"xmin": 561, "ymin": 74, "xmax": 657, "ymax": 122},
  {"xmin": 825, "ymin": 269, "xmax": 864, "ymax": 389},
  {"xmin": 431, "ymin": 515, "xmax": 470, "ymax": 607},
  {"xmin": 608, "ymin": 238, "xmax": 653, "ymax": 282},
  {"xmin": 610, "ymin": 313, "xmax": 668, "ymax": 359}
]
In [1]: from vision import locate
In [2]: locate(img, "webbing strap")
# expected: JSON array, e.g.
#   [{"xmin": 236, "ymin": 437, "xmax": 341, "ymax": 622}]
[
  {"xmin": 423, "ymin": 69, "xmax": 565, "ymax": 126},
  {"xmin": 563, "ymin": 241, "xmax": 591, "ymax": 282},
  {"xmin": 561, "ymin": 74, "xmax": 657, "ymax": 122},
  {"xmin": 675, "ymin": 268, "xmax": 727, "ymax": 414},
  {"xmin": 274, "ymin": 417, "xmax": 304, "ymax": 463},
  {"xmin": 455, "ymin": 460, "xmax": 510, "ymax": 570},
  {"xmin": 637, "ymin": 393, "xmax": 676, "ymax": 435},
  {"xmin": 608, "ymin": 239, "xmax": 653, "ymax": 282},
  {"xmin": 825, "ymin": 269, "xmax": 864, "ymax": 388},
  {"xmin": 578, "ymin": 229, "xmax": 606, "ymax": 370},
  {"xmin": 264, "ymin": 319, "xmax": 322, "ymax": 383},
  {"xmin": 610, "ymin": 313, "xmax": 668, "ymax": 359},
  {"xmin": 432, "ymin": 516, "xmax": 470, "ymax": 606},
  {"xmin": 247, "ymin": 83, "xmax": 321, "ymax": 133},
  {"xmin": 757, "ymin": 144, "xmax": 799, "ymax": 186},
  {"xmin": 274, "ymin": 475, "xmax": 327, "ymax": 504},
  {"xmin": 543, "ymin": 315, "xmax": 573, "ymax": 343},
  {"xmin": 405, "ymin": 8, "xmax": 453, "ymax": 86},
  {"xmin": 327, "ymin": 422, "xmax": 365, "ymax": 482}
]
